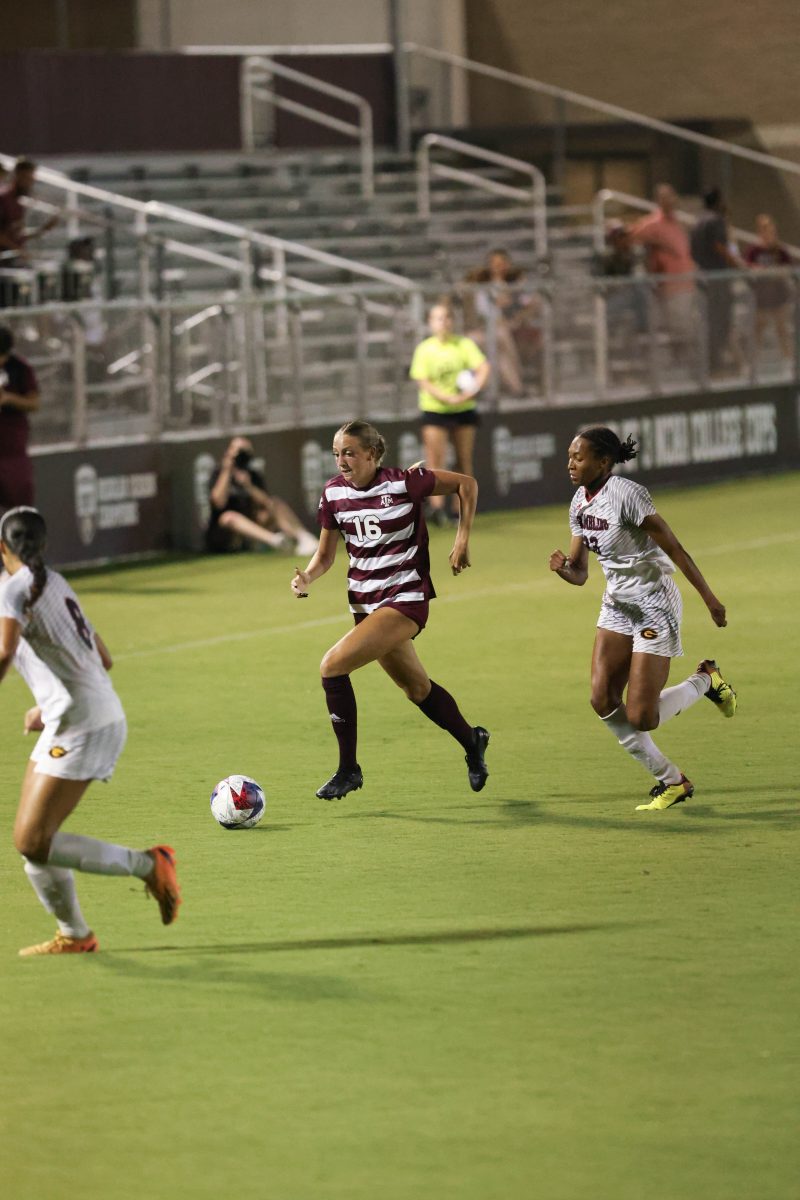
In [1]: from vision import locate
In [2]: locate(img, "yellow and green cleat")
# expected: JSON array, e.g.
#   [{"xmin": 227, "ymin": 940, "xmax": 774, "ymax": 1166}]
[
  {"xmin": 636, "ymin": 774, "xmax": 694, "ymax": 811},
  {"xmin": 697, "ymin": 659, "xmax": 737, "ymax": 718}
]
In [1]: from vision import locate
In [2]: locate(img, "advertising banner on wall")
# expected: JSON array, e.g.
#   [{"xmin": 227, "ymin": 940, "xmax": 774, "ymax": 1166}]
[
  {"xmin": 31, "ymin": 443, "xmax": 170, "ymax": 567},
  {"xmin": 31, "ymin": 385, "xmax": 799, "ymax": 565}
]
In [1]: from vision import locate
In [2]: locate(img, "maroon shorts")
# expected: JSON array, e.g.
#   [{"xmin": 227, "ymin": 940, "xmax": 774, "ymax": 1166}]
[{"xmin": 353, "ymin": 600, "xmax": 429, "ymax": 637}]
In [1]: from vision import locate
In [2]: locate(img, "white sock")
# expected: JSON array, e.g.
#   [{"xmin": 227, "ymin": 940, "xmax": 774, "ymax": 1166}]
[
  {"xmin": 48, "ymin": 832, "xmax": 153, "ymax": 879},
  {"xmin": 24, "ymin": 859, "xmax": 91, "ymax": 939},
  {"xmin": 601, "ymin": 704, "xmax": 681, "ymax": 784},
  {"xmin": 658, "ymin": 672, "xmax": 710, "ymax": 725}
]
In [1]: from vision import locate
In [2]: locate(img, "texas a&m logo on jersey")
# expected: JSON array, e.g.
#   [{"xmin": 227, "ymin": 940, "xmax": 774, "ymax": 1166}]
[{"xmin": 380, "ymin": 495, "xmax": 394, "ymax": 507}]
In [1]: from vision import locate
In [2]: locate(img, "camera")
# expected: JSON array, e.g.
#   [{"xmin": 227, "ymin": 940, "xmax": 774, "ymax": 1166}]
[{"xmin": 233, "ymin": 449, "xmax": 252, "ymax": 470}]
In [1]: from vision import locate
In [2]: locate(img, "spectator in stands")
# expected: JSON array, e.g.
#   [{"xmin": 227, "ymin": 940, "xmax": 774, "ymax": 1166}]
[
  {"xmin": 0, "ymin": 325, "xmax": 39, "ymax": 510},
  {"xmin": 0, "ymin": 158, "xmax": 58, "ymax": 266},
  {"xmin": 464, "ymin": 249, "xmax": 540, "ymax": 397},
  {"xmin": 409, "ymin": 300, "xmax": 490, "ymax": 527},
  {"xmin": 628, "ymin": 184, "xmax": 697, "ymax": 361},
  {"xmin": 689, "ymin": 189, "xmax": 742, "ymax": 372},
  {"xmin": 594, "ymin": 221, "xmax": 648, "ymax": 334},
  {"xmin": 744, "ymin": 214, "xmax": 794, "ymax": 361},
  {"xmin": 205, "ymin": 436, "xmax": 319, "ymax": 556}
]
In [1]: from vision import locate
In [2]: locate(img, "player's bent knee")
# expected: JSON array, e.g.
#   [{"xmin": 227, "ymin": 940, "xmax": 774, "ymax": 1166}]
[
  {"xmin": 590, "ymin": 692, "xmax": 619, "ymax": 717},
  {"xmin": 14, "ymin": 828, "xmax": 50, "ymax": 862},
  {"xmin": 320, "ymin": 650, "xmax": 345, "ymax": 678},
  {"xmin": 628, "ymin": 708, "xmax": 659, "ymax": 732}
]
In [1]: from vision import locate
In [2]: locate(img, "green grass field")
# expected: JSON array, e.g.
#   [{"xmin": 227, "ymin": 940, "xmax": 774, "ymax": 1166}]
[{"xmin": 1, "ymin": 472, "xmax": 798, "ymax": 1200}]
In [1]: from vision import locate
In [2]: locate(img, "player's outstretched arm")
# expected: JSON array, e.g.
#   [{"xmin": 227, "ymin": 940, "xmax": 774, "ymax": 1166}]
[
  {"xmin": 95, "ymin": 633, "xmax": 113, "ymax": 670},
  {"xmin": 291, "ymin": 527, "xmax": 338, "ymax": 598},
  {"xmin": 549, "ymin": 535, "xmax": 588, "ymax": 585},
  {"xmin": 430, "ymin": 469, "xmax": 478, "ymax": 574},
  {"xmin": 0, "ymin": 615, "xmax": 22, "ymax": 685},
  {"xmin": 640, "ymin": 513, "xmax": 727, "ymax": 626}
]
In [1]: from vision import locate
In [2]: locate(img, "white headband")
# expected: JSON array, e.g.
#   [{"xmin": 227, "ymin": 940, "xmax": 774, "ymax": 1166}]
[{"xmin": 0, "ymin": 506, "xmax": 41, "ymax": 543}]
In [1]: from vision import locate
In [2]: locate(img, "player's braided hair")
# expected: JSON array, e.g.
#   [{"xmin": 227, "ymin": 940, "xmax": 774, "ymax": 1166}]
[
  {"xmin": 337, "ymin": 419, "xmax": 386, "ymax": 465},
  {"xmin": 578, "ymin": 426, "xmax": 638, "ymax": 465},
  {"xmin": 0, "ymin": 506, "xmax": 48, "ymax": 615}
]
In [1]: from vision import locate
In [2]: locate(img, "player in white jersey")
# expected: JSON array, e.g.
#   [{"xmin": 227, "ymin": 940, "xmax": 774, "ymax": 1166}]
[
  {"xmin": 0, "ymin": 507, "xmax": 181, "ymax": 954},
  {"xmin": 291, "ymin": 419, "xmax": 489, "ymax": 800},
  {"xmin": 549, "ymin": 427, "xmax": 738, "ymax": 811}
]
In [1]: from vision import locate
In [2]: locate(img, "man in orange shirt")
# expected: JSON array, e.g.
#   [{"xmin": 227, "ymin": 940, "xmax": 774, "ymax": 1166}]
[{"xmin": 629, "ymin": 184, "xmax": 698, "ymax": 367}]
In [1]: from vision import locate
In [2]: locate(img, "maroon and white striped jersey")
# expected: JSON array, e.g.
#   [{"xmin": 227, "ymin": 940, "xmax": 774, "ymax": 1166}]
[{"xmin": 318, "ymin": 466, "xmax": 437, "ymax": 613}]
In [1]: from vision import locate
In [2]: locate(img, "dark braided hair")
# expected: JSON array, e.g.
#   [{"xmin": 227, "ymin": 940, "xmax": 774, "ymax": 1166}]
[
  {"xmin": 0, "ymin": 507, "xmax": 48, "ymax": 615},
  {"xmin": 577, "ymin": 426, "xmax": 638, "ymax": 465},
  {"xmin": 336, "ymin": 419, "xmax": 386, "ymax": 465}
]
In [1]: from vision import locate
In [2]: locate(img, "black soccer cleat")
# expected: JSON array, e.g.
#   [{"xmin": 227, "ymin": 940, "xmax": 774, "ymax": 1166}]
[
  {"xmin": 465, "ymin": 727, "xmax": 490, "ymax": 792},
  {"xmin": 315, "ymin": 765, "xmax": 364, "ymax": 800}
]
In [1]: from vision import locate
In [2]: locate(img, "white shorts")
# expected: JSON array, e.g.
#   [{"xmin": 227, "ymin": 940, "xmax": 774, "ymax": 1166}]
[
  {"xmin": 31, "ymin": 718, "xmax": 128, "ymax": 782},
  {"xmin": 597, "ymin": 577, "xmax": 683, "ymax": 658}
]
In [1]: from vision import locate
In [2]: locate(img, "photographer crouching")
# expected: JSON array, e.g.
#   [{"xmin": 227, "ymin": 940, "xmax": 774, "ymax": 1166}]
[{"xmin": 205, "ymin": 436, "xmax": 318, "ymax": 556}]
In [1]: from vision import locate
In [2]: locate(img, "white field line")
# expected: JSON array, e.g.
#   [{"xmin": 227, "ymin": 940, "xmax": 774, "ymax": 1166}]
[{"xmin": 114, "ymin": 530, "xmax": 800, "ymax": 664}]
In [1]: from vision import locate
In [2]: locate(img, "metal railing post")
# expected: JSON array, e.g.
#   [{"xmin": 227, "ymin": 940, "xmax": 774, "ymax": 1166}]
[
  {"xmin": 144, "ymin": 308, "xmax": 160, "ymax": 438},
  {"xmin": 354, "ymin": 295, "xmax": 369, "ymax": 409},
  {"xmin": 242, "ymin": 55, "xmax": 375, "ymax": 197},
  {"xmin": 646, "ymin": 282, "xmax": 661, "ymax": 395},
  {"xmin": 288, "ymin": 302, "xmax": 305, "ymax": 424},
  {"xmin": 272, "ymin": 243, "xmax": 288, "ymax": 340},
  {"xmin": 134, "ymin": 210, "xmax": 150, "ymax": 301},
  {"xmin": 391, "ymin": 6, "xmax": 412, "ymax": 155},
  {"xmin": 65, "ymin": 191, "xmax": 80, "ymax": 241},
  {"xmin": 360, "ymin": 102, "xmax": 375, "ymax": 200},
  {"xmin": 540, "ymin": 288, "xmax": 555, "ymax": 405},
  {"xmin": 485, "ymin": 300, "xmax": 500, "ymax": 408},
  {"xmin": 593, "ymin": 281, "xmax": 608, "ymax": 400},
  {"xmin": 416, "ymin": 139, "xmax": 431, "ymax": 221},
  {"xmin": 70, "ymin": 314, "xmax": 88, "ymax": 446},
  {"xmin": 103, "ymin": 205, "xmax": 117, "ymax": 300},
  {"xmin": 241, "ymin": 59, "xmax": 256, "ymax": 152},
  {"xmin": 222, "ymin": 305, "xmax": 237, "ymax": 431},
  {"xmin": 416, "ymin": 133, "xmax": 548, "ymax": 257}
]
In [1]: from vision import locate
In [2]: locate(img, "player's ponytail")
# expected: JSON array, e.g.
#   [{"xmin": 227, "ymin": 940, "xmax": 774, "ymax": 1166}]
[
  {"xmin": 578, "ymin": 425, "xmax": 638, "ymax": 466},
  {"xmin": 617, "ymin": 434, "xmax": 638, "ymax": 463},
  {"xmin": 338, "ymin": 419, "xmax": 386, "ymax": 465},
  {"xmin": 0, "ymin": 506, "xmax": 48, "ymax": 614}
]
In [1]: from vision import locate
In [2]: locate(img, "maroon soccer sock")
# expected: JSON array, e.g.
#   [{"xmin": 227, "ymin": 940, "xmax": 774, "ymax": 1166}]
[
  {"xmin": 321, "ymin": 674, "xmax": 359, "ymax": 769},
  {"xmin": 416, "ymin": 680, "xmax": 474, "ymax": 749}
]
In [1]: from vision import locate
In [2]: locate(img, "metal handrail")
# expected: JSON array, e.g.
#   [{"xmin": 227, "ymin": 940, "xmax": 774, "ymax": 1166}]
[
  {"xmin": 416, "ymin": 133, "xmax": 548, "ymax": 260},
  {"xmin": 592, "ymin": 189, "xmax": 800, "ymax": 259},
  {"xmin": 241, "ymin": 55, "xmax": 374, "ymax": 197},
  {"xmin": 404, "ymin": 43, "xmax": 800, "ymax": 181},
  {"xmin": 0, "ymin": 153, "xmax": 412, "ymax": 295}
]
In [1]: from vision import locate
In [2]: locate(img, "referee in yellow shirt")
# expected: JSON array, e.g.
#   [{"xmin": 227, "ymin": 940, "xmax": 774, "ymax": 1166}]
[{"xmin": 409, "ymin": 301, "xmax": 491, "ymax": 526}]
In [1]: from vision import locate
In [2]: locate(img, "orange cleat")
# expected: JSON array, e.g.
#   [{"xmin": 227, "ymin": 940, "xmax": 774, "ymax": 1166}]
[
  {"xmin": 19, "ymin": 930, "xmax": 99, "ymax": 957},
  {"xmin": 144, "ymin": 845, "xmax": 181, "ymax": 925}
]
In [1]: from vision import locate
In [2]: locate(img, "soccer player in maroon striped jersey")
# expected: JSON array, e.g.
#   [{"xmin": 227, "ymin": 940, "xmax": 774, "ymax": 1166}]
[{"xmin": 291, "ymin": 418, "xmax": 489, "ymax": 799}]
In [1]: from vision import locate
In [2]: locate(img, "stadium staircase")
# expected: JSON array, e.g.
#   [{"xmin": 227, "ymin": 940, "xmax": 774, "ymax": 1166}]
[{"xmin": 21, "ymin": 146, "xmax": 599, "ymax": 415}]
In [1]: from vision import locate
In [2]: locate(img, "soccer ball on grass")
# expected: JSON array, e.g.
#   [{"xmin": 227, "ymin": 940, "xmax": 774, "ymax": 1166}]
[{"xmin": 210, "ymin": 774, "xmax": 266, "ymax": 829}]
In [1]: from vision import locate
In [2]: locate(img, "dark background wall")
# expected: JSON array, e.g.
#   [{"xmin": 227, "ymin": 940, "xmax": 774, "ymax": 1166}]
[
  {"xmin": 4, "ymin": 0, "xmax": 138, "ymax": 50},
  {"xmin": 0, "ymin": 52, "xmax": 241, "ymax": 153}
]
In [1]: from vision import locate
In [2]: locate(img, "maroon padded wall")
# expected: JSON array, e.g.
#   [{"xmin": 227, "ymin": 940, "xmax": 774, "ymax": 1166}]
[{"xmin": 0, "ymin": 53, "xmax": 241, "ymax": 153}]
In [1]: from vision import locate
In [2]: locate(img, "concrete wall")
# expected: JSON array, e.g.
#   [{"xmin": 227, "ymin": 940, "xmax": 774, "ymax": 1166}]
[
  {"xmin": 136, "ymin": 0, "xmax": 466, "ymax": 51},
  {"xmin": 463, "ymin": 0, "xmax": 799, "ymax": 127}
]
